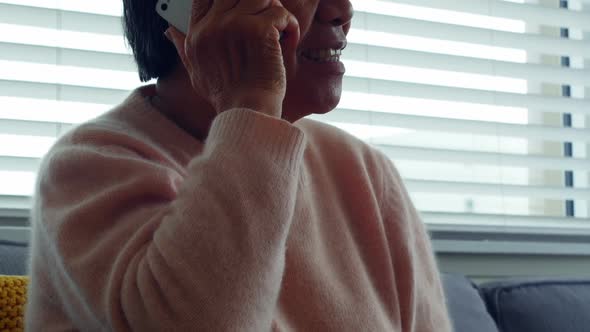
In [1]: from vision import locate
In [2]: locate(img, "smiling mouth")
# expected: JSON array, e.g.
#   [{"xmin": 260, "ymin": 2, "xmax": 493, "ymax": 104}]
[{"xmin": 299, "ymin": 49, "xmax": 343, "ymax": 63}]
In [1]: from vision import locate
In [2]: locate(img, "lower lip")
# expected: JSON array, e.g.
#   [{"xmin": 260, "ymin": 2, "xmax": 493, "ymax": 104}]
[{"xmin": 299, "ymin": 55, "xmax": 346, "ymax": 75}]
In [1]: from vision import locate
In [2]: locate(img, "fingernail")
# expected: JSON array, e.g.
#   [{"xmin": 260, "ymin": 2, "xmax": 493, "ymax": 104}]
[{"xmin": 164, "ymin": 29, "xmax": 171, "ymax": 41}]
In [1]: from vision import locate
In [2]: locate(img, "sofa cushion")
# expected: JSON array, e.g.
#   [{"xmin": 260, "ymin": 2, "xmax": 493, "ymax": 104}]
[
  {"xmin": 441, "ymin": 274, "xmax": 499, "ymax": 332},
  {"xmin": 0, "ymin": 275, "xmax": 29, "ymax": 330},
  {"xmin": 480, "ymin": 279, "xmax": 590, "ymax": 332},
  {"xmin": 0, "ymin": 240, "xmax": 29, "ymax": 275}
]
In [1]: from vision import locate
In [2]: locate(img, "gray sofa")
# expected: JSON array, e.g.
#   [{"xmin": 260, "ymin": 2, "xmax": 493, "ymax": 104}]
[
  {"xmin": 444, "ymin": 273, "xmax": 590, "ymax": 332},
  {"xmin": 0, "ymin": 240, "xmax": 28, "ymax": 276},
  {"xmin": 2, "ymin": 240, "xmax": 589, "ymax": 331}
]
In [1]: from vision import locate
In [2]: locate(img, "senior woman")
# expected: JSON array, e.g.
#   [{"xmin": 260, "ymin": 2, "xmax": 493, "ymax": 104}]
[{"xmin": 25, "ymin": 0, "xmax": 452, "ymax": 330}]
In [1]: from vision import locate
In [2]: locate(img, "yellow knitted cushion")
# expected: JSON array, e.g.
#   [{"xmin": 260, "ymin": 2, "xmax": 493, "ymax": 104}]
[{"xmin": 0, "ymin": 276, "xmax": 28, "ymax": 332}]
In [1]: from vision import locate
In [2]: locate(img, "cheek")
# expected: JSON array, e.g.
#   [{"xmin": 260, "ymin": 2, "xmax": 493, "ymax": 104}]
[{"xmin": 285, "ymin": 1, "xmax": 316, "ymax": 39}]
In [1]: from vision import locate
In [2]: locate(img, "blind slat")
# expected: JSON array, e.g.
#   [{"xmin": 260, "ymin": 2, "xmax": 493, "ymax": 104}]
[
  {"xmin": 0, "ymin": 119, "xmax": 58, "ymax": 137},
  {"xmin": 311, "ymin": 109, "xmax": 590, "ymax": 143},
  {"xmin": 0, "ymin": 42, "xmax": 135, "ymax": 72},
  {"xmin": 0, "ymin": 3, "xmax": 121, "ymax": 34},
  {"xmin": 370, "ymin": 0, "xmax": 590, "ymax": 30},
  {"xmin": 0, "ymin": 196, "xmax": 30, "ymax": 210},
  {"xmin": 347, "ymin": 43, "xmax": 590, "ymax": 87},
  {"xmin": 424, "ymin": 212, "xmax": 590, "ymax": 234},
  {"xmin": 0, "ymin": 0, "xmax": 122, "ymax": 16},
  {"xmin": 0, "ymin": 60, "xmax": 137, "ymax": 90},
  {"xmin": 0, "ymin": 80, "xmax": 128, "ymax": 104},
  {"xmin": 0, "ymin": 23, "xmax": 128, "ymax": 54},
  {"xmin": 351, "ymin": 78, "xmax": 590, "ymax": 116},
  {"xmin": 407, "ymin": 180, "xmax": 590, "ymax": 200},
  {"xmin": 0, "ymin": 156, "xmax": 40, "ymax": 172},
  {"xmin": 378, "ymin": 145, "xmax": 590, "ymax": 172},
  {"xmin": 356, "ymin": 13, "xmax": 590, "ymax": 57}
]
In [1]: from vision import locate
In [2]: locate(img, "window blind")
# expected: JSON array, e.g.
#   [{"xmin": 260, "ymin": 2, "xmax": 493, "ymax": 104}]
[{"xmin": 0, "ymin": 0, "xmax": 589, "ymax": 235}]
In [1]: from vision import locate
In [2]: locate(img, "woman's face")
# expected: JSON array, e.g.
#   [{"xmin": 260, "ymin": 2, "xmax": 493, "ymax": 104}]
[{"xmin": 280, "ymin": 0, "xmax": 353, "ymax": 121}]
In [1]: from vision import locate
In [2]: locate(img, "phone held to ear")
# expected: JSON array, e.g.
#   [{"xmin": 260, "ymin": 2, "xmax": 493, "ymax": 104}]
[
  {"xmin": 156, "ymin": 0, "xmax": 192, "ymax": 34},
  {"xmin": 155, "ymin": 0, "xmax": 286, "ymax": 39}
]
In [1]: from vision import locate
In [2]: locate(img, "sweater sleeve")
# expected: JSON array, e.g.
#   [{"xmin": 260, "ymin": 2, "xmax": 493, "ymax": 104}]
[
  {"xmin": 376, "ymin": 153, "xmax": 453, "ymax": 332},
  {"xmin": 25, "ymin": 109, "xmax": 306, "ymax": 331}
]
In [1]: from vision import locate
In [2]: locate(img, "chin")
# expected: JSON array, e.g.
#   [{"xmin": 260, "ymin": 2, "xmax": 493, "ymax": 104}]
[
  {"xmin": 313, "ymin": 104, "xmax": 336, "ymax": 115},
  {"xmin": 307, "ymin": 92, "xmax": 342, "ymax": 115},
  {"xmin": 283, "ymin": 84, "xmax": 342, "ymax": 121},
  {"xmin": 283, "ymin": 96, "xmax": 341, "ymax": 123}
]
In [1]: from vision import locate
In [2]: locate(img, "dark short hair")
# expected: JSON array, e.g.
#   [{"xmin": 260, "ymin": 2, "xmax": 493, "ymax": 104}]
[{"xmin": 122, "ymin": 0, "xmax": 180, "ymax": 82}]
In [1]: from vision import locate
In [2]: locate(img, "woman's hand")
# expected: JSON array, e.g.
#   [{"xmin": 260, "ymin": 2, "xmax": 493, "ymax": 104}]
[{"xmin": 167, "ymin": 0, "xmax": 300, "ymax": 118}]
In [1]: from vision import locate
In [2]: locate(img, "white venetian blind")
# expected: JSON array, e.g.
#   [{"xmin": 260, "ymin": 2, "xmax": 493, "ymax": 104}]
[{"xmin": 0, "ymin": 0, "xmax": 589, "ymax": 234}]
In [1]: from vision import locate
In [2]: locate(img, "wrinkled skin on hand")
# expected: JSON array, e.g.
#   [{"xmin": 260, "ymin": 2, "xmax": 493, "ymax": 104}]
[{"xmin": 167, "ymin": 0, "xmax": 301, "ymax": 117}]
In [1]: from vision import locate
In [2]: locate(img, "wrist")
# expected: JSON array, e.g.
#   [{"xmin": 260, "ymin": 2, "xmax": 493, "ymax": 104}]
[{"xmin": 220, "ymin": 94, "xmax": 283, "ymax": 117}]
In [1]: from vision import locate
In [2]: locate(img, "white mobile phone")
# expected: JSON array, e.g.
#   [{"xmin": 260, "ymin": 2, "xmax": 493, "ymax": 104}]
[
  {"xmin": 156, "ymin": 0, "xmax": 286, "ymax": 39},
  {"xmin": 156, "ymin": 0, "xmax": 192, "ymax": 34}
]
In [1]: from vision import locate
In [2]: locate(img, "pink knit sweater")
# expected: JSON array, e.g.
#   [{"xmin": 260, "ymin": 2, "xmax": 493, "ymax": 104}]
[{"xmin": 25, "ymin": 85, "xmax": 452, "ymax": 331}]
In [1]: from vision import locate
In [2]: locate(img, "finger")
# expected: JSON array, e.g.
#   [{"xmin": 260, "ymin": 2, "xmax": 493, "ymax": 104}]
[
  {"xmin": 208, "ymin": 0, "xmax": 239, "ymax": 15},
  {"xmin": 255, "ymin": 4, "xmax": 300, "ymax": 80},
  {"xmin": 259, "ymin": 5, "xmax": 300, "ymax": 50},
  {"xmin": 270, "ymin": 0, "xmax": 283, "ymax": 7},
  {"xmin": 190, "ymin": 0, "xmax": 214, "ymax": 25},
  {"xmin": 271, "ymin": 0, "xmax": 287, "ymax": 40},
  {"xmin": 234, "ymin": 0, "xmax": 272, "ymax": 14}
]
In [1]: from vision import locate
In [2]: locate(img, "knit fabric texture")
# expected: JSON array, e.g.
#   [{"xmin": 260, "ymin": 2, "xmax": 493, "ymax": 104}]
[
  {"xmin": 0, "ymin": 276, "xmax": 28, "ymax": 332},
  {"xmin": 25, "ymin": 85, "xmax": 452, "ymax": 331}
]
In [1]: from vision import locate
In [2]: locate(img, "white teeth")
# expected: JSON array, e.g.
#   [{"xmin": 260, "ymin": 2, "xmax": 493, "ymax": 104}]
[{"xmin": 301, "ymin": 48, "xmax": 342, "ymax": 62}]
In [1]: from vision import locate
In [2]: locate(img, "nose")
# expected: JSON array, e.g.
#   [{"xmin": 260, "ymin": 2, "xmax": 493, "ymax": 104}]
[{"xmin": 315, "ymin": 0, "xmax": 354, "ymax": 27}]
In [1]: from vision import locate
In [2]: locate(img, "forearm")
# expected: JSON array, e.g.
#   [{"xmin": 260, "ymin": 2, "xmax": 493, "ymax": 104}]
[
  {"xmin": 28, "ymin": 109, "xmax": 306, "ymax": 331},
  {"xmin": 118, "ymin": 110, "xmax": 306, "ymax": 330}
]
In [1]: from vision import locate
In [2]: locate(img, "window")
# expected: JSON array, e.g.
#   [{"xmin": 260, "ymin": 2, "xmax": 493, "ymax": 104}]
[{"xmin": 0, "ymin": 0, "xmax": 589, "ymax": 244}]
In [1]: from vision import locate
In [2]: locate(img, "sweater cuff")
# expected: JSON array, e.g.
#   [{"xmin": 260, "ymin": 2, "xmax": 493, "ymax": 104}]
[{"xmin": 204, "ymin": 108, "xmax": 307, "ymax": 174}]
